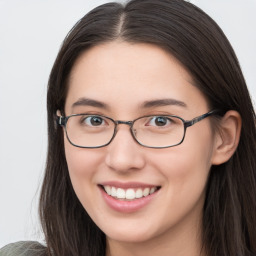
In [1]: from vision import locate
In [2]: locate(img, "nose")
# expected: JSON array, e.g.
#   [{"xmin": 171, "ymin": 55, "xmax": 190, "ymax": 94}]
[{"xmin": 105, "ymin": 125, "xmax": 146, "ymax": 173}]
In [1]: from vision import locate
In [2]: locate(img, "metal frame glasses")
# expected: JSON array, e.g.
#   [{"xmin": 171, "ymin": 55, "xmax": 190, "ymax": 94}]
[{"xmin": 57, "ymin": 109, "xmax": 220, "ymax": 149}]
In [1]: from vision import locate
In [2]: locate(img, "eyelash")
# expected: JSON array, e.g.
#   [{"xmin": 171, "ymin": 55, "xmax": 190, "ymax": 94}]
[{"xmin": 146, "ymin": 116, "xmax": 172, "ymax": 127}]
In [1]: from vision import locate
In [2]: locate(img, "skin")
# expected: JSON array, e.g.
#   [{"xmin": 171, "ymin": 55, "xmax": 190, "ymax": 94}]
[{"xmin": 63, "ymin": 42, "xmax": 241, "ymax": 256}]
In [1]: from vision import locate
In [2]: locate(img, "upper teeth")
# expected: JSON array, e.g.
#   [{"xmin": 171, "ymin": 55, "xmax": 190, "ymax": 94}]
[{"xmin": 103, "ymin": 186, "xmax": 157, "ymax": 200}]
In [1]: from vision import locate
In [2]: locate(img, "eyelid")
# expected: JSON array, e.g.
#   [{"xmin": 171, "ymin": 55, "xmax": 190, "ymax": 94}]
[
  {"xmin": 73, "ymin": 113, "xmax": 180, "ymax": 122},
  {"xmin": 73, "ymin": 112, "xmax": 107, "ymax": 117},
  {"xmin": 80, "ymin": 115, "xmax": 108, "ymax": 126},
  {"xmin": 144, "ymin": 115, "xmax": 171, "ymax": 126},
  {"xmin": 145, "ymin": 114, "xmax": 175, "ymax": 120},
  {"xmin": 143, "ymin": 111, "xmax": 177, "ymax": 117}
]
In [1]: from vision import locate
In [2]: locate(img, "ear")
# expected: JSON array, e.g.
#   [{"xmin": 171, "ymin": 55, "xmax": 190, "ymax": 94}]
[
  {"xmin": 56, "ymin": 110, "xmax": 62, "ymax": 117},
  {"xmin": 211, "ymin": 110, "xmax": 242, "ymax": 165}
]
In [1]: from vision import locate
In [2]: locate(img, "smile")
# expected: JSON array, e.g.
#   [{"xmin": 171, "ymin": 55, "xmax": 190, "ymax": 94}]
[
  {"xmin": 99, "ymin": 183, "xmax": 161, "ymax": 213},
  {"xmin": 103, "ymin": 185, "xmax": 159, "ymax": 200}
]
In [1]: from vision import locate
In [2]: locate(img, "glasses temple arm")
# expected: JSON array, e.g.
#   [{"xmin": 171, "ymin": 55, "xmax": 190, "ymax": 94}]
[
  {"xmin": 56, "ymin": 116, "xmax": 65, "ymax": 126},
  {"xmin": 184, "ymin": 109, "xmax": 222, "ymax": 128}
]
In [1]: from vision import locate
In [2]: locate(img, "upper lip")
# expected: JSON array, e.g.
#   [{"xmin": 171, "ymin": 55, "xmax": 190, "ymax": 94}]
[{"xmin": 99, "ymin": 181, "xmax": 160, "ymax": 189}]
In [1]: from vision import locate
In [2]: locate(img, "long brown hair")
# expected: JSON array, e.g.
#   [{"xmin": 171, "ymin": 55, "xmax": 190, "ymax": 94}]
[{"xmin": 39, "ymin": 0, "xmax": 256, "ymax": 255}]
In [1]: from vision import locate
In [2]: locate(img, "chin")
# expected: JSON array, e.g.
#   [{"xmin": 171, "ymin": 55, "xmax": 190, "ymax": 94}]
[
  {"xmin": 106, "ymin": 231, "xmax": 154, "ymax": 244},
  {"xmin": 101, "ymin": 221, "xmax": 162, "ymax": 244}
]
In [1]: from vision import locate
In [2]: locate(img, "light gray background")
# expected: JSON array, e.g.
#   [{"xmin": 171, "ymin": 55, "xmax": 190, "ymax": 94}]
[{"xmin": 0, "ymin": 0, "xmax": 255, "ymax": 247}]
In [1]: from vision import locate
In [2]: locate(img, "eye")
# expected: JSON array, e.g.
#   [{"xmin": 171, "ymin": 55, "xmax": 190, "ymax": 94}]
[
  {"xmin": 81, "ymin": 116, "xmax": 106, "ymax": 126},
  {"xmin": 147, "ymin": 116, "xmax": 171, "ymax": 127}
]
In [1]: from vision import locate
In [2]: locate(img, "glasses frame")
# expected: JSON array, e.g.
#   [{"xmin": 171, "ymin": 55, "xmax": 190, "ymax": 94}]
[{"xmin": 57, "ymin": 109, "xmax": 221, "ymax": 149}]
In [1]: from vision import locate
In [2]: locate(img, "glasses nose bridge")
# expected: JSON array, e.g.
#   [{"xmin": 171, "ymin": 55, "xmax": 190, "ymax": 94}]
[
  {"xmin": 114, "ymin": 120, "xmax": 135, "ymax": 137},
  {"xmin": 111, "ymin": 120, "xmax": 136, "ymax": 144},
  {"xmin": 115, "ymin": 120, "xmax": 133, "ymax": 127}
]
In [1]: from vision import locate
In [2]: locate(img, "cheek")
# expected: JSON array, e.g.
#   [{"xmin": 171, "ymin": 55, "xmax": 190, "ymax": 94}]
[
  {"xmin": 64, "ymin": 133, "xmax": 105, "ymax": 174},
  {"xmin": 64, "ymin": 138, "xmax": 104, "ymax": 203},
  {"xmin": 175, "ymin": 123, "xmax": 214, "ymax": 174},
  {"xmin": 149, "ymin": 125, "xmax": 214, "ymax": 201}
]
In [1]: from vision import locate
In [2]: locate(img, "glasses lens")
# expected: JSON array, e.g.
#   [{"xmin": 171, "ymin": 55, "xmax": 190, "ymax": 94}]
[
  {"xmin": 133, "ymin": 116, "xmax": 185, "ymax": 148},
  {"xmin": 65, "ymin": 115, "xmax": 115, "ymax": 147}
]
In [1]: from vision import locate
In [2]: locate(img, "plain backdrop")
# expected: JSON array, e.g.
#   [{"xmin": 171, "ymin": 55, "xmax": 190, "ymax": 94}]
[{"xmin": 0, "ymin": 0, "xmax": 255, "ymax": 247}]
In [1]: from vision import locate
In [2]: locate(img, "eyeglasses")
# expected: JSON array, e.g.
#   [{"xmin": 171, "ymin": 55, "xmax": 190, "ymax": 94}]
[{"xmin": 57, "ymin": 110, "xmax": 220, "ymax": 149}]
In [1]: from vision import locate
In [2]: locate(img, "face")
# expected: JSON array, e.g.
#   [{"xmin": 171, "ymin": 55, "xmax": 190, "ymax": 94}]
[{"xmin": 64, "ymin": 42, "xmax": 216, "ymax": 247}]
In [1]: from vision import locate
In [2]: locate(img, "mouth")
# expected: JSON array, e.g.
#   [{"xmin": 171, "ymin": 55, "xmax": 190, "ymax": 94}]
[{"xmin": 99, "ymin": 185, "xmax": 161, "ymax": 201}]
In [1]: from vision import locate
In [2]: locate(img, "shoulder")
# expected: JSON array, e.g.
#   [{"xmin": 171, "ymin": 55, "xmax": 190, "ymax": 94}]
[{"xmin": 0, "ymin": 241, "xmax": 46, "ymax": 256}]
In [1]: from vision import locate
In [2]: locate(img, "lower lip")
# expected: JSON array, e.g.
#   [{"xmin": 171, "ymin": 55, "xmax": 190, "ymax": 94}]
[{"xmin": 100, "ymin": 187, "xmax": 159, "ymax": 213}]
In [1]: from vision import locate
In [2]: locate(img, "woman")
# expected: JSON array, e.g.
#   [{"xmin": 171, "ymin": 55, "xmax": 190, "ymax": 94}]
[{"xmin": 1, "ymin": 0, "xmax": 255, "ymax": 255}]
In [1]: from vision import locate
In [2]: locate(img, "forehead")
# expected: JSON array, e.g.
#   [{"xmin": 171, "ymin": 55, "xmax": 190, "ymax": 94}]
[
  {"xmin": 65, "ymin": 41, "xmax": 208, "ymax": 116},
  {"xmin": 69, "ymin": 41, "xmax": 191, "ymax": 87}
]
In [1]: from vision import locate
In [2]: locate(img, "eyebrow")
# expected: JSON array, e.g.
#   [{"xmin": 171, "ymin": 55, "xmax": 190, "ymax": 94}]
[
  {"xmin": 71, "ymin": 97, "xmax": 187, "ymax": 111},
  {"xmin": 72, "ymin": 97, "xmax": 109, "ymax": 110},
  {"xmin": 141, "ymin": 98, "xmax": 187, "ymax": 108}
]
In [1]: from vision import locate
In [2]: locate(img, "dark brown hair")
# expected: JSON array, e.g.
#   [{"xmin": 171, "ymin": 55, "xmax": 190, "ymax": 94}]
[{"xmin": 39, "ymin": 0, "xmax": 256, "ymax": 255}]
